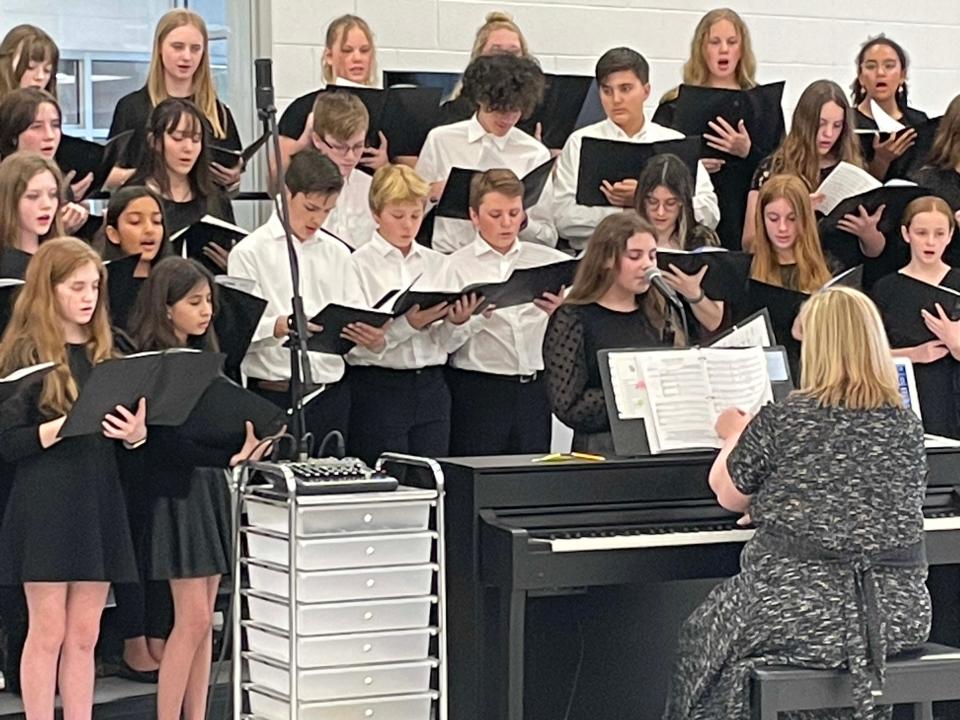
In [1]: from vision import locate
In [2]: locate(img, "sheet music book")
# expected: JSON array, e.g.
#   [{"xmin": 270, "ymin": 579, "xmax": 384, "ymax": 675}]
[
  {"xmin": 169, "ymin": 215, "xmax": 249, "ymax": 274},
  {"xmin": 433, "ymin": 157, "xmax": 555, "ymax": 220},
  {"xmin": 814, "ymin": 162, "xmax": 882, "ymax": 214},
  {"xmin": 516, "ymin": 73, "xmax": 594, "ymax": 150},
  {"xmin": 606, "ymin": 346, "xmax": 773, "ymax": 453},
  {"xmin": 870, "ymin": 99, "xmax": 906, "ymax": 133},
  {"xmin": 708, "ymin": 308, "xmax": 774, "ymax": 348},
  {"xmin": 55, "ymin": 130, "xmax": 134, "ymax": 200},
  {"xmin": 212, "ymin": 276, "xmax": 268, "ymax": 379},
  {"xmin": 300, "ymin": 304, "xmax": 394, "ymax": 355},
  {"xmin": 209, "ymin": 131, "xmax": 270, "ymax": 169},
  {"xmin": 0, "ymin": 362, "xmax": 54, "ymax": 403}
]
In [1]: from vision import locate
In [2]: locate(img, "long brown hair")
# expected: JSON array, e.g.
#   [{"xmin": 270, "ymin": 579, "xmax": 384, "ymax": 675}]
[
  {"xmin": 634, "ymin": 154, "xmax": 719, "ymax": 250},
  {"xmin": 661, "ymin": 8, "xmax": 756, "ymax": 103},
  {"xmin": 131, "ymin": 256, "xmax": 218, "ymax": 352},
  {"xmin": 146, "ymin": 10, "xmax": 227, "ymax": 139},
  {"xmin": 0, "ymin": 87, "xmax": 61, "ymax": 158},
  {"xmin": 0, "ymin": 153, "xmax": 65, "ymax": 255},
  {"xmin": 0, "ymin": 25, "xmax": 59, "ymax": 100},
  {"xmin": 0, "ymin": 237, "xmax": 113, "ymax": 416},
  {"xmin": 768, "ymin": 80, "xmax": 863, "ymax": 190},
  {"xmin": 926, "ymin": 94, "xmax": 960, "ymax": 171},
  {"xmin": 751, "ymin": 175, "xmax": 832, "ymax": 292},
  {"xmin": 565, "ymin": 212, "xmax": 681, "ymax": 343}
]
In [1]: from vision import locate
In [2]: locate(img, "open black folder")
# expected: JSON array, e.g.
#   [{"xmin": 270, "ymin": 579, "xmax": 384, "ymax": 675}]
[
  {"xmin": 55, "ymin": 131, "xmax": 134, "ymax": 200},
  {"xmin": 433, "ymin": 157, "xmax": 555, "ymax": 221},
  {"xmin": 516, "ymin": 73, "xmax": 594, "ymax": 150},
  {"xmin": 295, "ymin": 305, "xmax": 394, "ymax": 355},
  {"xmin": 670, "ymin": 82, "xmax": 786, "ymax": 158},
  {"xmin": 575, "ymin": 135, "xmax": 702, "ymax": 206},
  {"xmin": 176, "ymin": 375, "xmax": 287, "ymax": 451},
  {"xmin": 209, "ymin": 131, "xmax": 270, "ymax": 169},
  {"xmin": 856, "ymin": 116, "xmax": 942, "ymax": 180},
  {"xmin": 212, "ymin": 276, "xmax": 268, "ymax": 380},
  {"xmin": 0, "ymin": 278, "xmax": 24, "ymax": 336},
  {"xmin": 59, "ymin": 349, "xmax": 225, "ymax": 438},
  {"xmin": 0, "ymin": 362, "xmax": 54, "ymax": 404},
  {"xmin": 169, "ymin": 215, "xmax": 248, "ymax": 274},
  {"xmin": 655, "ymin": 249, "xmax": 752, "ymax": 303},
  {"xmin": 278, "ymin": 86, "xmax": 442, "ymax": 156}
]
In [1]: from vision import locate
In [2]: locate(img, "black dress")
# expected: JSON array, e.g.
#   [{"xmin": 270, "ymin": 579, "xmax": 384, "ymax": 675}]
[
  {"xmin": 108, "ymin": 85, "xmax": 242, "ymax": 169},
  {"xmin": 854, "ymin": 106, "xmax": 930, "ymax": 181},
  {"xmin": 542, "ymin": 302, "xmax": 665, "ymax": 451},
  {"xmin": 871, "ymin": 268, "xmax": 960, "ymax": 438},
  {"xmin": 0, "ymin": 344, "xmax": 138, "ymax": 583}
]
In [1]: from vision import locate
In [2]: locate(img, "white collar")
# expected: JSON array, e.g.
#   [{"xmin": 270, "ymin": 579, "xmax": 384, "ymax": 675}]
[
  {"xmin": 472, "ymin": 233, "xmax": 519, "ymax": 258},
  {"xmin": 467, "ymin": 114, "xmax": 512, "ymax": 151},
  {"xmin": 371, "ymin": 231, "xmax": 419, "ymax": 259},
  {"xmin": 603, "ymin": 116, "xmax": 648, "ymax": 140}
]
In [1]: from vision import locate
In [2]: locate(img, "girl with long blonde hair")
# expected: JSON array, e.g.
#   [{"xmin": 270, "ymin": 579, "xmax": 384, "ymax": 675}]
[
  {"xmin": 107, "ymin": 9, "xmax": 243, "ymax": 190},
  {"xmin": 0, "ymin": 237, "xmax": 147, "ymax": 720},
  {"xmin": 322, "ymin": 15, "xmax": 380, "ymax": 87}
]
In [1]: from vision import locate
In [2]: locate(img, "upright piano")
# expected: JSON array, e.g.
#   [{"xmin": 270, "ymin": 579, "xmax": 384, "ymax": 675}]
[{"xmin": 440, "ymin": 449, "xmax": 960, "ymax": 720}]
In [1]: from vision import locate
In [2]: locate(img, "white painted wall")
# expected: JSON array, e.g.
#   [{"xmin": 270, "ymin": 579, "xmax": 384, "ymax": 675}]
[{"xmin": 268, "ymin": 0, "xmax": 960, "ymax": 121}]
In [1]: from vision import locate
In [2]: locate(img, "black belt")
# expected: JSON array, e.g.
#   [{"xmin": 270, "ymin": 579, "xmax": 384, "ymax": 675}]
[
  {"xmin": 755, "ymin": 525, "xmax": 926, "ymax": 695},
  {"xmin": 453, "ymin": 368, "xmax": 541, "ymax": 384},
  {"xmin": 351, "ymin": 365, "xmax": 445, "ymax": 378}
]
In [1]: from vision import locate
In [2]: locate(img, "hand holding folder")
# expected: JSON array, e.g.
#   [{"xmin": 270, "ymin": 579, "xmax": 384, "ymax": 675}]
[
  {"xmin": 55, "ymin": 131, "xmax": 134, "ymax": 200},
  {"xmin": 209, "ymin": 131, "xmax": 270, "ymax": 170}
]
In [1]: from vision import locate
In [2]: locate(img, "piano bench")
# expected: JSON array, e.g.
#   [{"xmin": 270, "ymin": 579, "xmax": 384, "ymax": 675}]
[{"xmin": 750, "ymin": 643, "xmax": 960, "ymax": 720}]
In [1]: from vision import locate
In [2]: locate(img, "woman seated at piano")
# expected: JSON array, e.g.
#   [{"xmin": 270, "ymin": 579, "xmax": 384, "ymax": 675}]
[
  {"xmin": 872, "ymin": 195, "xmax": 960, "ymax": 439},
  {"xmin": 124, "ymin": 98, "xmax": 235, "ymax": 261},
  {"xmin": 543, "ymin": 212, "xmax": 684, "ymax": 453},
  {"xmin": 664, "ymin": 285, "xmax": 931, "ymax": 720},
  {"xmin": 742, "ymin": 80, "xmax": 884, "ymax": 261}
]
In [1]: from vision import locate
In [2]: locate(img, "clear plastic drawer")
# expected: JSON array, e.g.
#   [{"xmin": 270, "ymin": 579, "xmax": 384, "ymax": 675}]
[
  {"xmin": 246, "ymin": 593, "xmax": 435, "ymax": 635},
  {"xmin": 247, "ymin": 689, "xmax": 436, "ymax": 720},
  {"xmin": 247, "ymin": 562, "xmax": 436, "ymax": 603},
  {"xmin": 245, "ymin": 531, "xmax": 435, "ymax": 570},
  {"xmin": 245, "ymin": 491, "xmax": 433, "ymax": 536},
  {"xmin": 245, "ymin": 625, "xmax": 435, "ymax": 667}
]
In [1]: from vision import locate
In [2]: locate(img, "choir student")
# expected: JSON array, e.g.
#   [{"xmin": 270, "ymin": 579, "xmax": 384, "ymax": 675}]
[
  {"xmin": 348, "ymin": 164, "xmax": 480, "ymax": 464},
  {"xmin": 750, "ymin": 174, "xmax": 833, "ymax": 292},
  {"xmin": 125, "ymin": 98, "xmax": 235, "ymax": 235},
  {"xmin": 278, "ymin": 91, "xmax": 378, "ymax": 248},
  {"xmin": 321, "ymin": 15, "xmax": 380, "ymax": 88},
  {"xmin": 445, "ymin": 168, "xmax": 569, "ymax": 455},
  {"xmin": 542, "ymin": 212, "xmax": 679, "ymax": 453},
  {"xmin": 228, "ymin": 149, "xmax": 381, "ymax": 450},
  {"xmin": 440, "ymin": 11, "xmax": 531, "ymax": 124},
  {"xmin": 0, "ymin": 153, "xmax": 64, "ymax": 275},
  {"xmin": 0, "ymin": 238, "xmax": 147, "ymax": 720},
  {"xmin": 129, "ymin": 257, "xmax": 272, "ymax": 720},
  {"xmin": 108, "ymin": 9, "xmax": 243, "ymax": 190},
  {"xmin": 0, "ymin": 87, "xmax": 94, "ymax": 204},
  {"xmin": 664, "ymin": 286, "xmax": 930, "ymax": 720},
  {"xmin": 0, "ymin": 24, "xmax": 58, "ymax": 101},
  {"xmin": 871, "ymin": 196, "xmax": 960, "ymax": 438},
  {"xmin": 914, "ymin": 94, "xmax": 960, "ymax": 217},
  {"xmin": 654, "ymin": 8, "xmax": 772, "ymax": 247},
  {"xmin": 416, "ymin": 53, "xmax": 555, "ymax": 252},
  {"xmin": 743, "ymin": 80, "xmax": 881, "ymax": 258},
  {"xmin": 553, "ymin": 47, "xmax": 719, "ymax": 250},
  {"xmin": 851, "ymin": 36, "xmax": 928, "ymax": 181}
]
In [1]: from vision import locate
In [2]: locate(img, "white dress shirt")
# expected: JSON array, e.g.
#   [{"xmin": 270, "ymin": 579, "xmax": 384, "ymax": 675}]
[
  {"xmin": 323, "ymin": 168, "xmax": 376, "ymax": 249},
  {"xmin": 446, "ymin": 235, "xmax": 569, "ymax": 375},
  {"xmin": 415, "ymin": 115, "xmax": 558, "ymax": 253},
  {"xmin": 349, "ymin": 232, "xmax": 466, "ymax": 369},
  {"xmin": 227, "ymin": 211, "xmax": 367, "ymax": 384},
  {"xmin": 553, "ymin": 118, "xmax": 720, "ymax": 249}
]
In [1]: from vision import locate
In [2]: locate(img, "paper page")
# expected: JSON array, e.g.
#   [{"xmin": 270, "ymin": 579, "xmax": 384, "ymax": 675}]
[
  {"xmin": 703, "ymin": 347, "xmax": 774, "ymax": 417},
  {"xmin": 635, "ymin": 351, "xmax": 718, "ymax": 450},
  {"xmin": 710, "ymin": 314, "xmax": 772, "ymax": 348},
  {"xmin": 870, "ymin": 99, "xmax": 906, "ymax": 133},
  {"xmin": 215, "ymin": 275, "xmax": 258, "ymax": 293},
  {"xmin": 0, "ymin": 278, "xmax": 25, "ymax": 288},
  {"xmin": 814, "ymin": 162, "xmax": 882, "ymax": 215},
  {"xmin": 822, "ymin": 265, "xmax": 863, "ymax": 290},
  {"xmin": 607, "ymin": 352, "xmax": 649, "ymax": 421}
]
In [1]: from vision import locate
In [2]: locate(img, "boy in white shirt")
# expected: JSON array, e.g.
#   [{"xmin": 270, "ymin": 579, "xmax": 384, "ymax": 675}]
[
  {"xmin": 445, "ymin": 168, "xmax": 569, "ymax": 455},
  {"xmin": 228, "ymin": 149, "xmax": 385, "ymax": 451},
  {"xmin": 348, "ymin": 164, "xmax": 481, "ymax": 463},
  {"xmin": 554, "ymin": 47, "xmax": 720, "ymax": 250},
  {"xmin": 416, "ymin": 54, "xmax": 557, "ymax": 253}
]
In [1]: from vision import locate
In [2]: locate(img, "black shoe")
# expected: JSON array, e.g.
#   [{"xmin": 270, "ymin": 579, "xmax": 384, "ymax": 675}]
[{"xmin": 116, "ymin": 660, "xmax": 159, "ymax": 684}]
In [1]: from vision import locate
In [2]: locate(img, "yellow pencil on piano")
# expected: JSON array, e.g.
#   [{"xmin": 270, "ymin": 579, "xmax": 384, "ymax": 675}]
[{"xmin": 531, "ymin": 452, "xmax": 606, "ymax": 463}]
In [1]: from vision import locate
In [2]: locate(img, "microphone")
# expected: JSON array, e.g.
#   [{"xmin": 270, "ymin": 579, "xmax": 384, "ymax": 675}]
[
  {"xmin": 644, "ymin": 266, "xmax": 685, "ymax": 313},
  {"xmin": 254, "ymin": 58, "xmax": 275, "ymax": 115}
]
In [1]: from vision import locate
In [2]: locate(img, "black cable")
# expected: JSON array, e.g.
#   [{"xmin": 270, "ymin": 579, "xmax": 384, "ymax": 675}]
[{"xmin": 562, "ymin": 618, "xmax": 585, "ymax": 720}]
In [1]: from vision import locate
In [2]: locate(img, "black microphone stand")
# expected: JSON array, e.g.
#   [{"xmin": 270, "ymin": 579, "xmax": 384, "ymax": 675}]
[{"xmin": 255, "ymin": 58, "xmax": 313, "ymax": 460}]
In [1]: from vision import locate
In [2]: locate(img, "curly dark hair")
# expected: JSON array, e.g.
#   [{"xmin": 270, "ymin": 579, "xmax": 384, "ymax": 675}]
[{"xmin": 461, "ymin": 54, "xmax": 544, "ymax": 118}]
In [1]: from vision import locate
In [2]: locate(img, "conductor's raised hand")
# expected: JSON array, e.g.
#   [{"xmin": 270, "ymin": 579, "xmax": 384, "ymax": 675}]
[
  {"xmin": 103, "ymin": 397, "xmax": 147, "ymax": 444},
  {"xmin": 342, "ymin": 321, "xmax": 388, "ymax": 352},
  {"xmin": 229, "ymin": 420, "xmax": 286, "ymax": 467},
  {"xmin": 715, "ymin": 407, "xmax": 751, "ymax": 440},
  {"xmin": 405, "ymin": 302, "xmax": 449, "ymax": 330},
  {"xmin": 446, "ymin": 293, "xmax": 483, "ymax": 325}
]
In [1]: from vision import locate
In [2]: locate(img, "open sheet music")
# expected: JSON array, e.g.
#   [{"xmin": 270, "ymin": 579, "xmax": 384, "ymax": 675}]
[
  {"xmin": 607, "ymin": 347, "xmax": 773, "ymax": 453},
  {"xmin": 814, "ymin": 162, "xmax": 882, "ymax": 215}
]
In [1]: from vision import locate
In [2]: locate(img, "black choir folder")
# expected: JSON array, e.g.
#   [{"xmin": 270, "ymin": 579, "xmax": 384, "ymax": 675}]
[
  {"xmin": 654, "ymin": 248, "xmax": 752, "ymax": 302},
  {"xmin": 516, "ymin": 73, "xmax": 595, "ymax": 150},
  {"xmin": 298, "ymin": 305, "xmax": 394, "ymax": 355},
  {"xmin": 209, "ymin": 131, "xmax": 270, "ymax": 169},
  {"xmin": 0, "ymin": 362, "xmax": 55, "ymax": 404},
  {"xmin": 178, "ymin": 376, "xmax": 287, "ymax": 451},
  {"xmin": 433, "ymin": 157, "xmax": 556, "ymax": 220},
  {"xmin": 55, "ymin": 131, "xmax": 134, "ymax": 200},
  {"xmin": 669, "ymin": 82, "xmax": 786, "ymax": 158},
  {"xmin": 213, "ymin": 276, "xmax": 268, "ymax": 379},
  {"xmin": 0, "ymin": 277, "xmax": 25, "ymax": 336},
  {"xmin": 598, "ymin": 345, "xmax": 774, "ymax": 456},
  {"xmin": 170, "ymin": 215, "xmax": 248, "ymax": 274},
  {"xmin": 575, "ymin": 136, "xmax": 703, "ymax": 206},
  {"xmin": 59, "ymin": 349, "xmax": 225, "ymax": 438},
  {"xmin": 856, "ymin": 116, "xmax": 942, "ymax": 179}
]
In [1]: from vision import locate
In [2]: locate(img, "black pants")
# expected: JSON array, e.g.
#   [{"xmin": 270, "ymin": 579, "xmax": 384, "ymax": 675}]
[
  {"xmin": 446, "ymin": 368, "xmax": 551, "ymax": 456},
  {"xmin": 250, "ymin": 377, "xmax": 351, "ymax": 457},
  {"xmin": 348, "ymin": 366, "xmax": 451, "ymax": 466}
]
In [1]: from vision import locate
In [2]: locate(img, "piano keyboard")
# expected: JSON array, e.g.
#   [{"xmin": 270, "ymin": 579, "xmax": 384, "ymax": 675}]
[{"xmin": 548, "ymin": 515, "xmax": 960, "ymax": 553}]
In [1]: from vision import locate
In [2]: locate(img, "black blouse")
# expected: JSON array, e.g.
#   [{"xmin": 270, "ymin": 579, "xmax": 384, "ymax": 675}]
[
  {"xmin": 542, "ymin": 302, "xmax": 665, "ymax": 433},
  {"xmin": 855, "ymin": 106, "xmax": 930, "ymax": 181},
  {"xmin": 750, "ymin": 154, "xmax": 836, "ymax": 192}
]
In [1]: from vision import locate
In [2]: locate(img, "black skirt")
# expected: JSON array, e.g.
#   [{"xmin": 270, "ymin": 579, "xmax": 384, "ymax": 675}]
[{"xmin": 144, "ymin": 467, "xmax": 232, "ymax": 580}]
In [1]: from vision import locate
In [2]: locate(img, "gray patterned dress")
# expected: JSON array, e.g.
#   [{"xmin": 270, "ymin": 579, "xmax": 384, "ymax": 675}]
[{"xmin": 662, "ymin": 394, "xmax": 931, "ymax": 720}]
